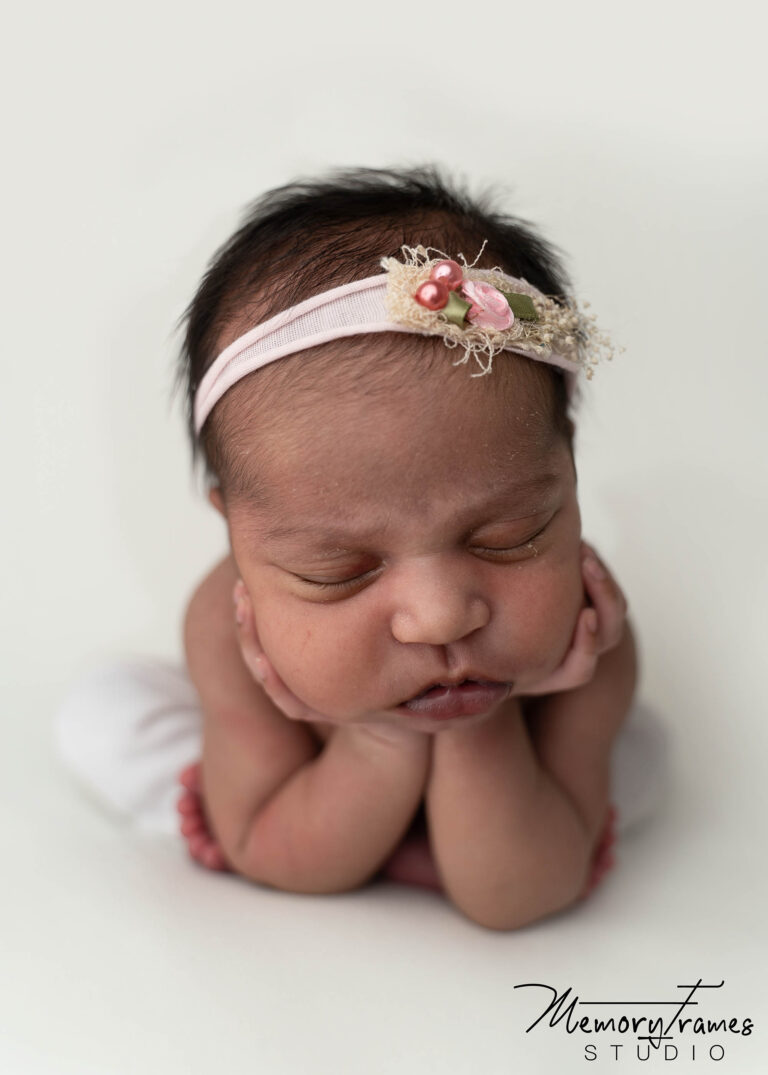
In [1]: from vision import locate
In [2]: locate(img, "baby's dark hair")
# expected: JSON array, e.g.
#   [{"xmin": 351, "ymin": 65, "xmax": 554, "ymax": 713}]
[{"xmin": 174, "ymin": 164, "xmax": 577, "ymax": 492}]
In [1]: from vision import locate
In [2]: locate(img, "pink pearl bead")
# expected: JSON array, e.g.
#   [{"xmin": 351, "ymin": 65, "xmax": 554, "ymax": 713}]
[
  {"xmin": 414, "ymin": 280, "xmax": 449, "ymax": 310},
  {"xmin": 430, "ymin": 259, "xmax": 463, "ymax": 290}
]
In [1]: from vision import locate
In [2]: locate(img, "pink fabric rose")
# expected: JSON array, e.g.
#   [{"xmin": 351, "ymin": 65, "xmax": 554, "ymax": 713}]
[{"xmin": 460, "ymin": 280, "xmax": 514, "ymax": 331}]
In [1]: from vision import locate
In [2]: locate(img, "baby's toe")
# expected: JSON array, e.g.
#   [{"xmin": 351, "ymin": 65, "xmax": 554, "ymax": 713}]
[
  {"xmin": 188, "ymin": 833, "xmax": 209, "ymax": 858},
  {"xmin": 179, "ymin": 763, "xmax": 202, "ymax": 792},
  {"xmin": 200, "ymin": 843, "xmax": 229, "ymax": 871},
  {"xmin": 180, "ymin": 816, "xmax": 206, "ymax": 838},
  {"xmin": 177, "ymin": 792, "xmax": 200, "ymax": 816}
]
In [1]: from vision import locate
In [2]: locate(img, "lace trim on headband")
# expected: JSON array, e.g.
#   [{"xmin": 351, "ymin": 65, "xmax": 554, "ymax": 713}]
[{"xmin": 381, "ymin": 243, "xmax": 617, "ymax": 378}]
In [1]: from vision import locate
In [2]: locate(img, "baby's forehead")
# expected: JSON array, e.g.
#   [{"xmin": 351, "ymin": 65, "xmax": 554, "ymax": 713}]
[
  {"xmin": 231, "ymin": 412, "xmax": 569, "ymax": 532},
  {"xmin": 214, "ymin": 332, "xmax": 570, "ymax": 507}
]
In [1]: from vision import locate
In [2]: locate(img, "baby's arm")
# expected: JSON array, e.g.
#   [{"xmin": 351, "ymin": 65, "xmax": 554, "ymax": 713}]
[
  {"xmin": 183, "ymin": 555, "xmax": 430, "ymax": 893},
  {"xmin": 425, "ymin": 552, "xmax": 636, "ymax": 931}
]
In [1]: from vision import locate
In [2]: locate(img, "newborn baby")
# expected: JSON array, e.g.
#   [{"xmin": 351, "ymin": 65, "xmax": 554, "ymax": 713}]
[{"xmin": 176, "ymin": 166, "xmax": 634, "ymax": 930}]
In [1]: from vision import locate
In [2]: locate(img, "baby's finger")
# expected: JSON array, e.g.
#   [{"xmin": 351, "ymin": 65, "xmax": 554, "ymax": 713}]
[
  {"xmin": 233, "ymin": 580, "xmax": 267, "ymax": 675},
  {"xmin": 526, "ymin": 606, "xmax": 599, "ymax": 695},
  {"xmin": 582, "ymin": 552, "xmax": 628, "ymax": 652},
  {"xmin": 233, "ymin": 578, "xmax": 318, "ymax": 722},
  {"xmin": 555, "ymin": 606, "xmax": 600, "ymax": 687}
]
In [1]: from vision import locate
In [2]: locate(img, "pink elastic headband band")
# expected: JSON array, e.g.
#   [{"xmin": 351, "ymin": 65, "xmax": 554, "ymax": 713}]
[{"xmin": 193, "ymin": 270, "xmax": 583, "ymax": 436}]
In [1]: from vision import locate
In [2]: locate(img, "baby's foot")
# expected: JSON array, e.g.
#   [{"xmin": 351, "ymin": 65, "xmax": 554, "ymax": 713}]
[
  {"xmin": 380, "ymin": 831, "xmax": 444, "ymax": 892},
  {"xmin": 579, "ymin": 805, "xmax": 618, "ymax": 899},
  {"xmin": 177, "ymin": 762, "xmax": 231, "ymax": 872}
]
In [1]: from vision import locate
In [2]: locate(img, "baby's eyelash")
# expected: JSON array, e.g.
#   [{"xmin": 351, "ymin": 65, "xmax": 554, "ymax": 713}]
[
  {"xmin": 296, "ymin": 569, "xmax": 376, "ymax": 591},
  {"xmin": 470, "ymin": 520, "xmax": 550, "ymax": 557}
]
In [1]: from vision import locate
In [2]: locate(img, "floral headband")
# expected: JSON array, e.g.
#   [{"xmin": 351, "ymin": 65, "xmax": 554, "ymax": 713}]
[{"xmin": 193, "ymin": 243, "xmax": 616, "ymax": 435}]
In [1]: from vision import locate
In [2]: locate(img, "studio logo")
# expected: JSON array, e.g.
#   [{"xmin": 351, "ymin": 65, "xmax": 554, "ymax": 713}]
[{"xmin": 514, "ymin": 978, "xmax": 754, "ymax": 1064}]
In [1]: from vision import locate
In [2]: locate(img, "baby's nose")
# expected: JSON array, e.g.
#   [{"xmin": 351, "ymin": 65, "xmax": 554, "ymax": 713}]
[{"xmin": 389, "ymin": 561, "xmax": 490, "ymax": 647}]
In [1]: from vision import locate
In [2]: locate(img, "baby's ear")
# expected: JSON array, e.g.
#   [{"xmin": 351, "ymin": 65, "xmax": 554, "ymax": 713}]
[{"xmin": 208, "ymin": 486, "xmax": 226, "ymax": 517}]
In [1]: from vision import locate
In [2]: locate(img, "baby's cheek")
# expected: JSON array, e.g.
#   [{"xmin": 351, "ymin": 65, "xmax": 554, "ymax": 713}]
[
  {"xmin": 253, "ymin": 603, "xmax": 374, "ymax": 715},
  {"xmin": 504, "ymin": 559, "xmax": 583, "ymax": 674}
]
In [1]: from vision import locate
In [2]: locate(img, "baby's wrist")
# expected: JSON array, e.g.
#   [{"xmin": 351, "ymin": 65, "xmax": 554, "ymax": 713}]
[{"xmin": 343, "ymin": 720, "xmax": 430, "ymax": 756}]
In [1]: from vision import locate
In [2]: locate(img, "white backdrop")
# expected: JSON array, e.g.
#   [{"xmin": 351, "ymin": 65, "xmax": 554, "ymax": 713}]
[{"xmin": 3, "ymin": 1, "xmax": 767, "ymax": 1072}]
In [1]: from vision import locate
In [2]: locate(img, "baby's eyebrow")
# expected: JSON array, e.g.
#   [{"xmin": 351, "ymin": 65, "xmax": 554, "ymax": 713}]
[{"xmin": 261, "ymin": 473, "xmax": 561, "ymax": 545}]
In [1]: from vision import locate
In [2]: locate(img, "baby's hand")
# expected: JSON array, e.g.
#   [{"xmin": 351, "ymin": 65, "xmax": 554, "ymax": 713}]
[
  {"xmin": 522, "ymin": 543, "xmax": 628, "ymax": 697},
  {"xmin": 233, "ymin": 580, "xmax": 427, "ymax": 752},
  {"xmin": 233, "ymin": 579, "xmax": 332, "ymax": 725}
]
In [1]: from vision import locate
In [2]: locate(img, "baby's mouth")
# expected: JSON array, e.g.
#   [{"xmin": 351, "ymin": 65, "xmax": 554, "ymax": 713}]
[
  {"xmin": 405, "ymin": 677, "xmax": 504, "ymax": 701},
  {"xmin": 398, "ymin": 678, "xmax": 514, "ymax": 718}
]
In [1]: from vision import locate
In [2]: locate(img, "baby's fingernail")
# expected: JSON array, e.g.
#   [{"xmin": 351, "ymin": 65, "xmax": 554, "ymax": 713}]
[
  {"xmin": 585, "ymin": 608, "xmax": 599, "ymax": 633},
  {"xmin": 584, "ymin": 556, "xmax": 607, "ymax": 581},
  {"xmin": 253, "ymin": 656, "xmax": 266, "ymax": 682},
  {"xmin": 233, "ymin": 584, "xmax": 248, "ymax": 625}
]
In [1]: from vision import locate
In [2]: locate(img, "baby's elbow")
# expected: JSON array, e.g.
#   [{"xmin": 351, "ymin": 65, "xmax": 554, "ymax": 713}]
[{"xmin": 447, "ymin": 857, "xmax": 591, "ymax": 932}]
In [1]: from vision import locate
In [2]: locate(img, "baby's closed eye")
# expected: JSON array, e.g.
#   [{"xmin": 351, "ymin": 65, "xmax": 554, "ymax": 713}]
[
  {"xmin": 292, "ymin": 565, "xmax": 382, "ymax": 592},
  {"xmin": 467, "ymin": 512, "xmax": 556, "ymax": 559},
  {"xmin": 283, "ymin": 517, "xmax": 556, "ymax": 600}
]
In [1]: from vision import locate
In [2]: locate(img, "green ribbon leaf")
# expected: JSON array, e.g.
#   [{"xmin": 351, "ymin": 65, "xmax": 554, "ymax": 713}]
[
  {"xmin": 501, "ymin": 291, "xmax": 539, "ymax": 321},
  {"xmin": 440, "ymin": 291, "xmax": 472, "ymax": 326}
]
